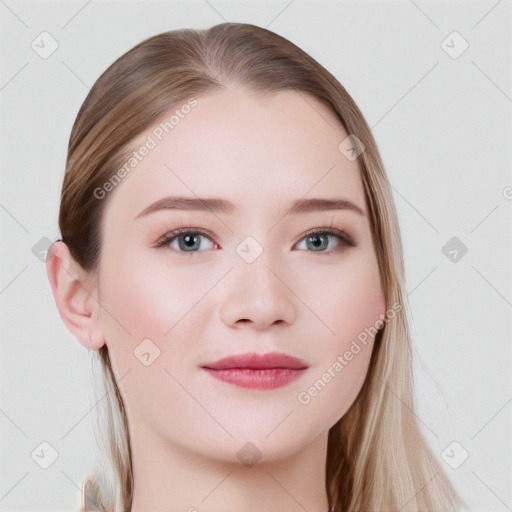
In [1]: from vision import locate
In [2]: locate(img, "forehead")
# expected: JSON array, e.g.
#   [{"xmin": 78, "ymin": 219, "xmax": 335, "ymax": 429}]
[{"xmin": 102, "ymin": 87, "xmax": 365, "ymax": 221}]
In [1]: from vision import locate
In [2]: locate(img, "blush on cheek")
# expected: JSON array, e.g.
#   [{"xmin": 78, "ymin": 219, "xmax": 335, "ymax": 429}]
[
  {"xmin": 347, "ymin": 262, "xmax": 386, "ymax": 331},
  {"xmin": 321, "ymin": 284, "xmax": 384, "ymax": 348},
  {"xmin": 100, "ymin": 256, "xmax": 164, "ymax": 333},
  {"xmin": 100, "ymin": 260, "xmax": 213, "ymax": 368}
]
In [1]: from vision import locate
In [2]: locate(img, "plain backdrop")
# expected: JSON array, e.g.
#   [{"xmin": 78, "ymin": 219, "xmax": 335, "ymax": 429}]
[{"xmin": 0, "ymin": 0, "xmax": 511, "ymax": 510}]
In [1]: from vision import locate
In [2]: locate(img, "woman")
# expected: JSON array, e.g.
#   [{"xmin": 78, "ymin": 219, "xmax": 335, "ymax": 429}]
[{"xmin": 46, "ymin": 22, "xmax": 463, "ymax": 512}]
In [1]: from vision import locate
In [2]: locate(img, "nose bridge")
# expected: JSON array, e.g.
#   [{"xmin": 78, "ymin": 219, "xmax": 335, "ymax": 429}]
[{"xmin": 237, "ymin": 234, "xmax": 282, "ymax": 298}]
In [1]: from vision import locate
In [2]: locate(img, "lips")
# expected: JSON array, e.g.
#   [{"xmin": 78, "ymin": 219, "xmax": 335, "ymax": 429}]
[
  {"xmin": 201, "ymin": 352, "xmax": 309, "ymax": 390},
  {"xmin": 201, "ymin": 352, "xmax": 309, "ymax": 370}
]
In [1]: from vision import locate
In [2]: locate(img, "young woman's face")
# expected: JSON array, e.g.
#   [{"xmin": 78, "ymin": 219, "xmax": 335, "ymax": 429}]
[{"xmin": 95, "ymin": 87, "xmax": 386, "ymax": 463}]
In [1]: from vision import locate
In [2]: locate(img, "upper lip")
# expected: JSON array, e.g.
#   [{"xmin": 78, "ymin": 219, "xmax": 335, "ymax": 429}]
[{"xmin": 201, "ymin": 352, "xmax": 309, "ymax": 370}]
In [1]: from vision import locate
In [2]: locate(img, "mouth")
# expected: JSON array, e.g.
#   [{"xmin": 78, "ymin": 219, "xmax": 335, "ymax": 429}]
[{"xmin": 200, "ymin": 352, "xmax": 309, "ymax": 390}]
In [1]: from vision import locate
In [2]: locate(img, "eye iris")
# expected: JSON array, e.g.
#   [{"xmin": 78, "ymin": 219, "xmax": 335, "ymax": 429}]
[
  {"xmin": 307, "ymin": 234, "xmax": 328, "ymax": 251},
  {"xmin": 179, "ymin": 234, "xmax": 201, "ymax": 251}
]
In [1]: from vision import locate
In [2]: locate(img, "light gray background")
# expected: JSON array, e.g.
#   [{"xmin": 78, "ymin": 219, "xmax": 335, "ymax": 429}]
[{"xmin": 1, "ymin": 0, "xmax": 511, "ymax": 510}]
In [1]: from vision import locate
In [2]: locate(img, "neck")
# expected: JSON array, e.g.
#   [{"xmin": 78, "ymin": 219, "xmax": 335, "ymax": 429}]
[{"xmin": 129, "ymin": 422, "xmax": 331, "ymax": 512}]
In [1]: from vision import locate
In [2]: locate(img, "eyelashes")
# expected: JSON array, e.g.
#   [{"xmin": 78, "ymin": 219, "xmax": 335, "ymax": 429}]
[
  {"xmin": 153, "ymin": 226, "xmax": 356, "ymax": 255},
  {"xmin": 154, "ymin": 227, "xmax": 217, "ymax": 253}
]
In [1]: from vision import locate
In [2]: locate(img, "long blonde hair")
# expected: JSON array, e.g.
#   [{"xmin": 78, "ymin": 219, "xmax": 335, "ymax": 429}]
[{"xmin": 59, "ymin": 22, "xmax": 463, "ymax": 512}]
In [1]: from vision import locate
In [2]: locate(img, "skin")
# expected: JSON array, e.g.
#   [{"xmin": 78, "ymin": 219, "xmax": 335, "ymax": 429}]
[{"xmin": 47, "ymin": 87, "xmax": 386, "ymax": 512}]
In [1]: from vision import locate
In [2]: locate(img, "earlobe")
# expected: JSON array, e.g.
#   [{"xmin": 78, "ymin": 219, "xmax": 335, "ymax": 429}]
[{"xmin": 46, "ymin": 240, "xmax": 105, "ymax": 350}]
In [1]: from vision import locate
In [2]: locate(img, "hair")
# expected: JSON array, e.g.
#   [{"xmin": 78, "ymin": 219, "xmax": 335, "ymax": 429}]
[{"xmin": 59, "ymin": 22, "xmax": 464, "ymax": 512}]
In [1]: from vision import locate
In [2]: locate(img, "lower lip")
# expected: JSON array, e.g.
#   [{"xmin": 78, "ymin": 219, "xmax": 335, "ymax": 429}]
[{"xmin": 202, "ymin": 368, "xmax": 306, "ymax": 390}]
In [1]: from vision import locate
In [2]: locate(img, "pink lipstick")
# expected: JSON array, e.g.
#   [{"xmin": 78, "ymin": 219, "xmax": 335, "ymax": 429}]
[{"xmin": 201, "ymin": 352, "xmax": 308, "ymax": 390}]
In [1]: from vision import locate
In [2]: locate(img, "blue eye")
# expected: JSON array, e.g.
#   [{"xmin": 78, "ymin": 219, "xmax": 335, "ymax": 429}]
[
  {"xmin": 154, "ymin": 228, "xmax": 216, "ymax": 253},
  {"xmin": 154, "ymin": 227, "xmax": 355, "ymax": 254},
  {"xmin": 296, "ymin": 228, "xmax": 355, "ymax": 252}
]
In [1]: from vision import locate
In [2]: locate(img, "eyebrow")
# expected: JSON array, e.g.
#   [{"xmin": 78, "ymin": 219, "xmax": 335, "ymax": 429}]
[{"xmin": 135, "ymin": 196, "xmax": 365, "ymax": 219}]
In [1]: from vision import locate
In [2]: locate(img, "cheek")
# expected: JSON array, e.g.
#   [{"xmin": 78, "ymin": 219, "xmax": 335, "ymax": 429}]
[
  {"xmin": 96, "ymin": 255, "xmax": 211, "ymax": 422},
  {"xmin": 99, "ymin": 254, "xmax": 209, "ymax": 341},
  {"xmin": 294, "ymin": 253, "xmax": 385, "ymax": 418},
  {"xmin": 300, "ymin": 252, "xmax": 385, "ymax": 347}
]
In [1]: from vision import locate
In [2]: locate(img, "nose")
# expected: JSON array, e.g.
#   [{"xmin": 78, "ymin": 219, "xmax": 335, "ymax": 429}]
[{"xmin": 219, "ymin": 251, "xmax": 297, "ymax": 331}]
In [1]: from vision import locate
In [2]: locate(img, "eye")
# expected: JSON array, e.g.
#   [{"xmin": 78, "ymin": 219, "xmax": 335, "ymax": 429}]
[
  {"xmin": 295, "ymin": 227, "xmax": 355, "ymax": 253},
  {"xmin": 153, "ymin": 228, "xmax": 217, "ymax": 253},
  {"xmin": 154, "ymin": 226, "xmax": 355, "ymax": 254}
]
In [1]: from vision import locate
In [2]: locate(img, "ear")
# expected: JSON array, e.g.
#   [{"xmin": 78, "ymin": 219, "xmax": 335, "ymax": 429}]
[{"xmin": 46, "ymin": 240, "xmax": 105, "ymax": 350}]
